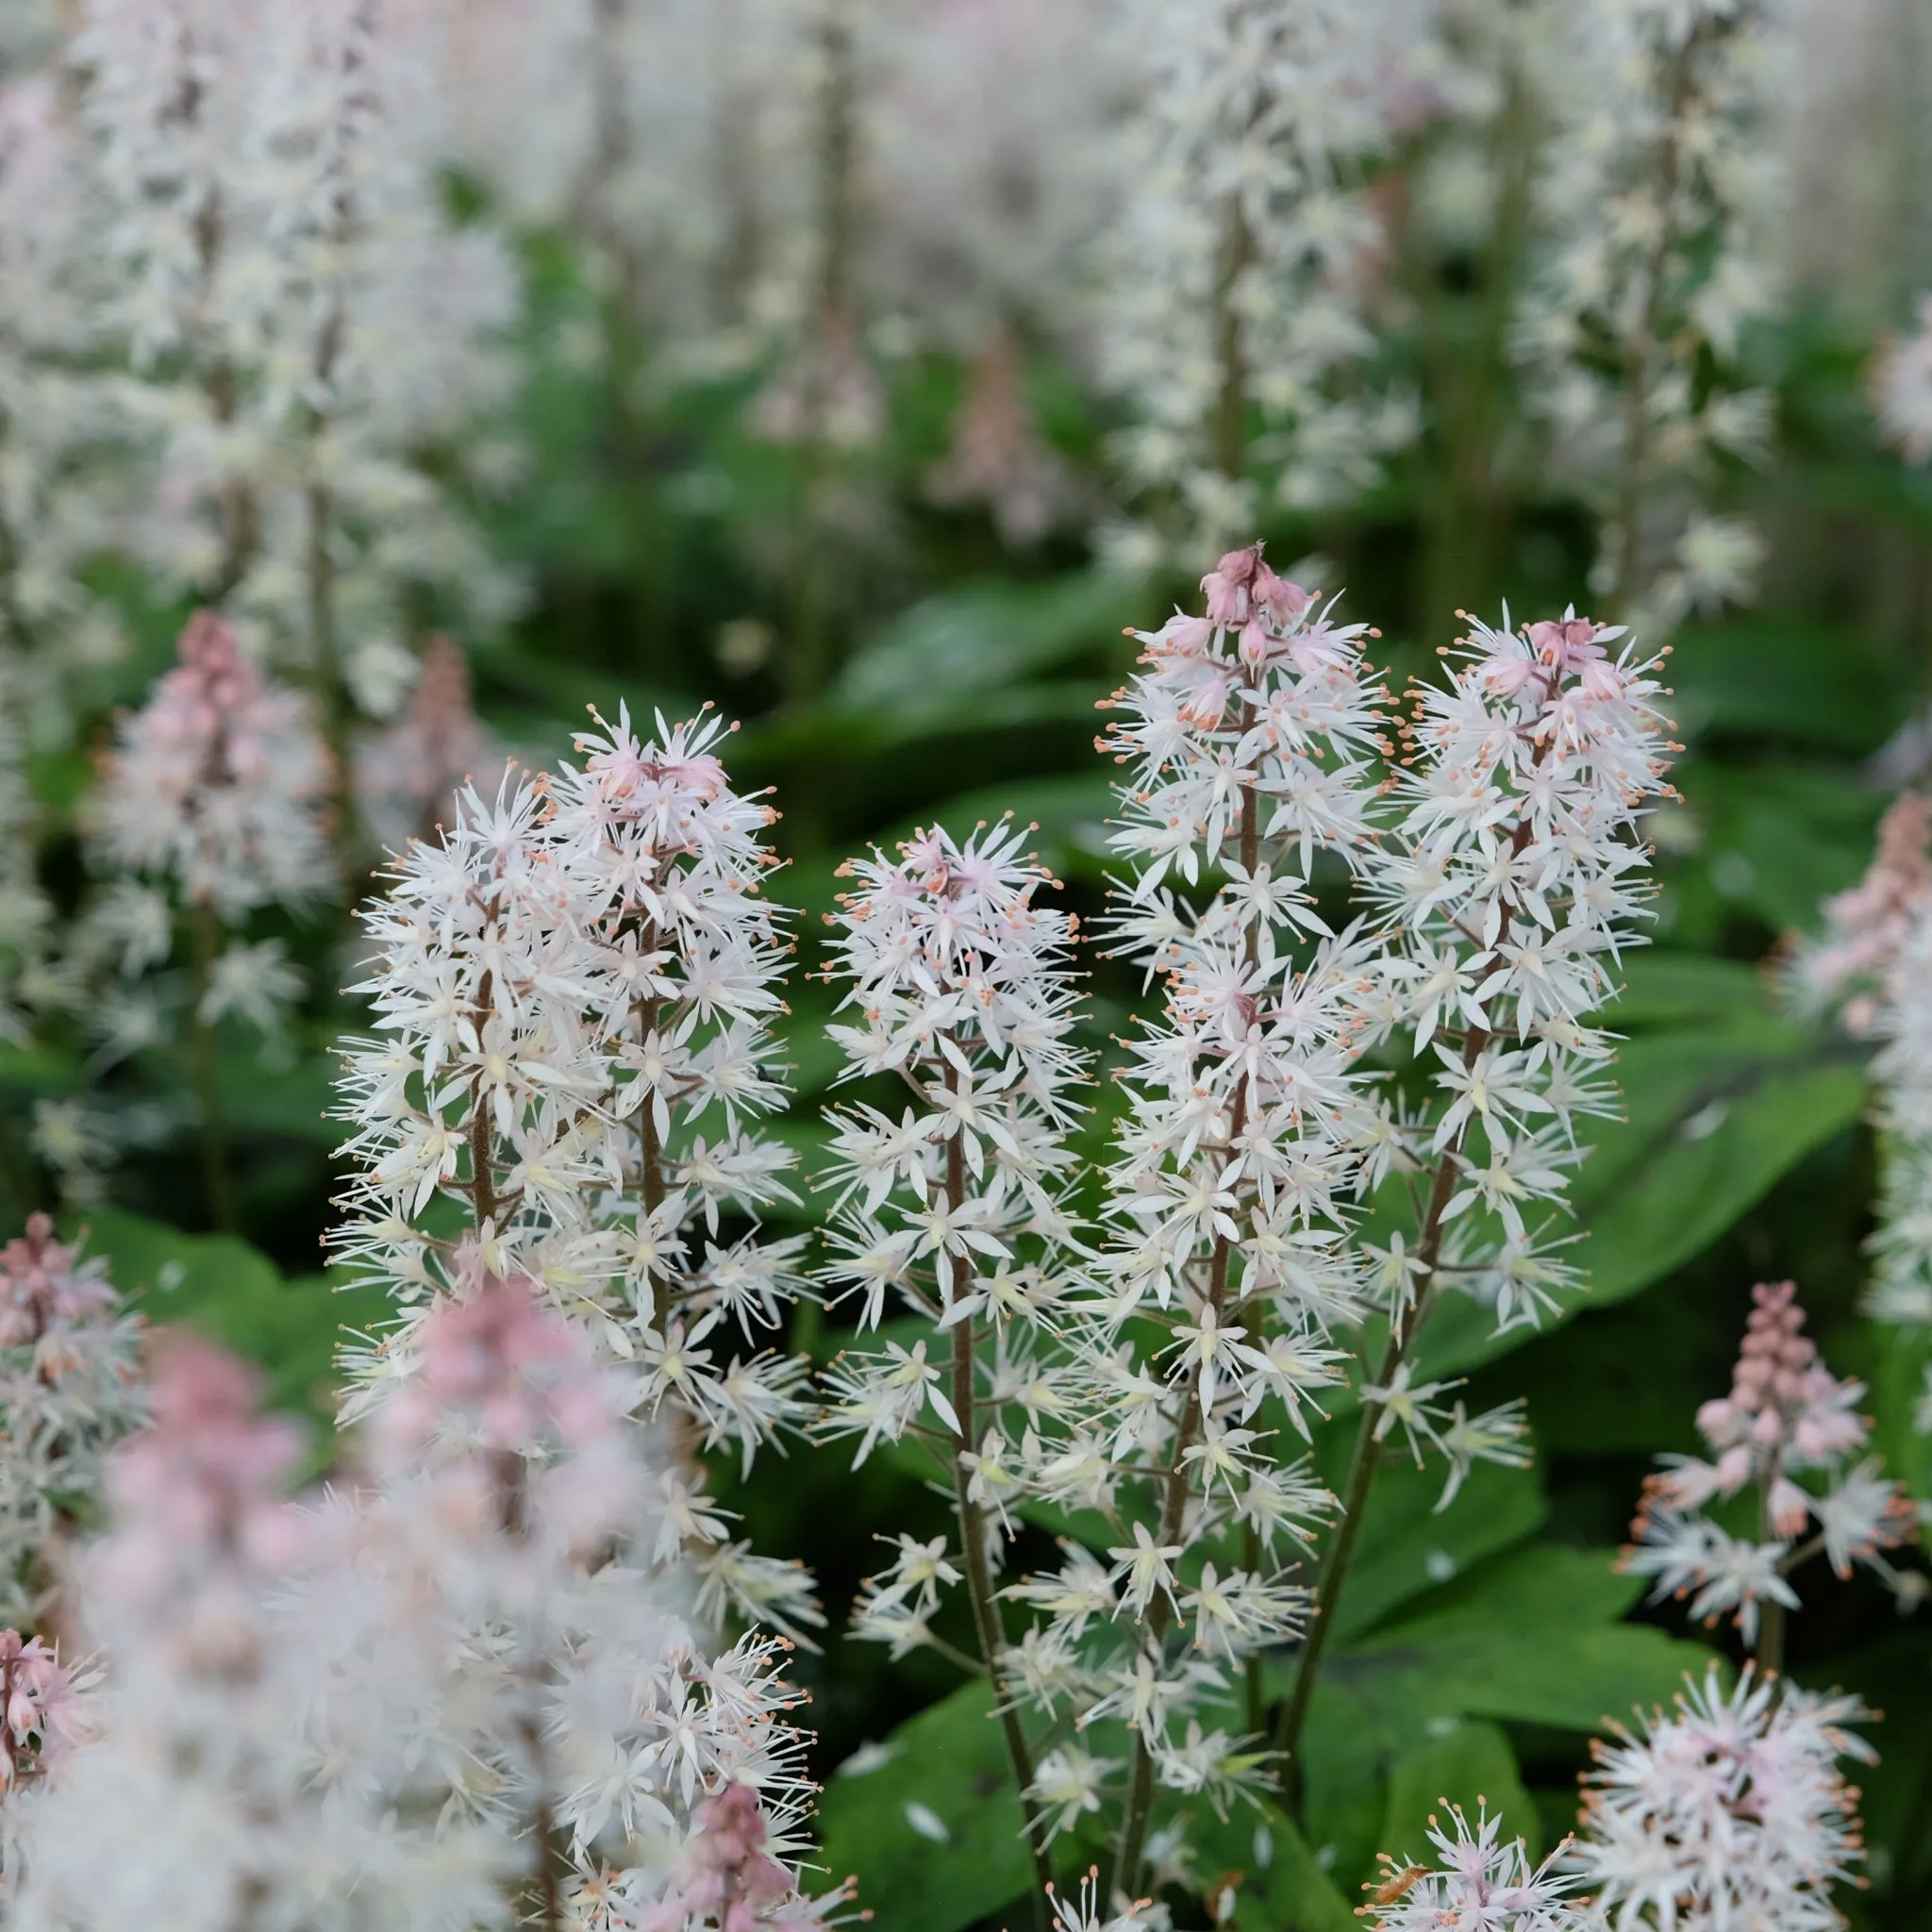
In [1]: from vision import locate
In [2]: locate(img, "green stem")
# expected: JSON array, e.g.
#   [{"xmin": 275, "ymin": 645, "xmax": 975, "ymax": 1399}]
[
  {"xmin": 186, "ymin": 903, "xmax": 237, "ymax": 1232},
  {"xmin": 942, "ymin": 1100, "xmax": 1053, "ymax": 1925},
  {"xmin": 1609, "ymin": 23, "xmax": 1710, "ymax": 619},
  {"xmin": 1274, "ymin": 714, "xmax": 1557, "ymax": 1779},
  {"xmin": 1116, "ymin": 720, "xmax": 1266, "ymax": 1892},
  {"xmin": 1272, "ymin": 1133, "xmax": 1464, "ymax": 1777}
]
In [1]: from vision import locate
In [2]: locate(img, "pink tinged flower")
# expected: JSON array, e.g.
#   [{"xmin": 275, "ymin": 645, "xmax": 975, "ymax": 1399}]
[
  {"xmin": 1150, "ymin": 612, "xmax": 1216, "ymax": 659},
  {"xmin": 1252, "ymin": 564, "xmax": 1310, "ymax": 626},
  {"xmin": 93, "ymin": 609, "xmax": 334, "ymax": 917},
  {"xmin": 0, "ymin": 1212, "xmax": 123, "ymax": 1349},
  {"xmin": 641, "ymin": 1784, "xmax": 795, "ymax": 1932},
  {"xmin": 356, "ymin": 633, "xmax": 503, "ymax": 851},
  {"xmin": 0, "ymin": 1628, "xmax": 84, "ymax": 1789},
  {"xmin": 1363, "ymin": 1801, "xmax": 1583, "ymax": 1930},
  {"xmin": 1524, "ymin": 613, "xmax": 1606, "ymax": 674},
  {"xmin": 392, "ymin": 1269, "xmax": 620, "ymax": 1460},
  {"xmin": 1574, "ymin": 1667, "xmax": 1870, "ymax": 1927},
  {"xmin": 1200, "ymin": 543, "xmax": 1262, "ymax": 625},
  {"xmin": 1767, "ymin": 1475, "xmax": 1810, "ymax": 1538}
]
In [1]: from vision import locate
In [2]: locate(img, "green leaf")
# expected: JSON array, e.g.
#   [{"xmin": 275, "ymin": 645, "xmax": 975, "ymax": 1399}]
[
  {"xmin": 1378, "ymin": 1717, "xmax": 1540, "ymax": 1867},
  {"xmin": 216, "ymin": 1051, "xmax": 340, "ymax": 1147},
  {"xmin": 1600, "ymin": 953, "xmax": 1768, "ymax": 1028},
  {"xmin": 1334, "ymin": 1547, "xmax": 1715, "ymax": 1733},
  {"xmin": 1574, "ymin": 1042, "xmax": 1866, "ymax": 1307},
  {"xmin": 69, "ymin": 1208, "xmax": 387, "ymax": 1426},
  {"xmin": 1286, "ymin": 1548, "xmax": 1715, "ymax": 1897},
  {"xmin": 1672, "ymin": 758, "xmax": 1884, "ymax": 935},
  {"xmin": 832, "ymin": 573, "xmax": 1136, "ymax": 711},
  {"xmin": 1406, "ymin": 999, "xmax": 1868, "ymax": 1389},
  {"xmin": 1329, "ymin": 1452, "xmax": 1548, "ymax": 1644},
  {"xmin": 1671, "ymin": 618, "xmax": 1907, "ymax": 755},
  {"xmin": 1184, "ymin": 1800, "xmax": 1358, "ymax": 1932},
  {"xmin": 816, "ymin": 1681, "xmax": 1033, "ymax": 1932}
]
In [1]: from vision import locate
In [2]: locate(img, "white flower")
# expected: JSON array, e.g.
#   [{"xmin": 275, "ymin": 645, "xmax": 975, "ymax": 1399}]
[
  {"xmin": 1571, "ymin": 1667, "xmax": 1872, "ymax": 1929},
  {"xmin": 1364, "ymin": 1802, "xmax": 1582, "ymax": 1931}
]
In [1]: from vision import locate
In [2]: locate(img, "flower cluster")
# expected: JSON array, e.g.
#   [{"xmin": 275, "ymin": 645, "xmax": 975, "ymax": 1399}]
[
  {"xmin": 1790, "ymin": 792, "xmax": 1932, "ymax": 1437},
  {"xmin": 90, "ymin": 610, "xmax": 334, "ymax": 922},
  {"xmin": 0, "ymin": 1628, "xmax": 84, "ymax": 1795},
  {"xmin": 837, "ymin": 549, "xmax": 1679, "ymax": 1907},
  {"xmin": 1359, "ymin": 608, "xmax": 1676, "ymax": 1344},
  {"xmin": 1570, "ymin": 1667, "xmax": 1871, "ymax": 1930},
  {"xmin": 8, "ymin": 1285, "xmax": 838, "ymax": 1932},
  {"xmin": 336, "ymin": 708, "xmax": 815, "ymax": 1634},
  {"xmin": 1789, "ymin": 791, "xmax": 1932, "ymax": 1032},
  {"xmin": 70, "ymin": 0, "xmax": 520, "ymax": 694},
  {"xmin": 816, "ymin": 819, "xmax": 1087, "ymax": 1875},
  {"xmin": 354, "ymin": 632, "xmax": 504, "ymax": 857},
  {"xmin": 0, "ymin": 1216, "xmax": 144, "ymax": 1622},
  {"xmin": 1015, "ymin": 550, "xmax": 1387, "ymax": 1873},
  {"xmin": 1097, "ymin": 0, "xmax": 1428, "ymax": 560},
  {"xmin": 1361, "ymin": 1804, "xmax": 1581, "ymax": 1932},
  {"xmin": 1625, "ymin": 1279, "xmax": 1915, "ymax": 1647},
  {"xmin": 1514, "ymin": 0, "xmax": 1792, "ymax": 629}
]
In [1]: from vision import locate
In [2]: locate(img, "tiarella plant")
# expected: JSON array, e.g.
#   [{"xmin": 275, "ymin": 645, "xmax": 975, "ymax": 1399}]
[
  {"xmin": 69, "ymin": 0, "xmax": 519, "ymax": 839},
  {"xmin": 1098, "ymin": 1, "xmax": 1425, "ymax": 564},
  {"xmin": 817, "ymin": 821, "xmax": 1089, "ymax": 1896},
  {"xmin": 85, "ymin": 609, "xmax": 333, "ymax": 1223},
  {"xmin": 334, "ymin": 706, "xmax": 816, "ymax": 1636},
  {"xmin": 1624, "ymin": 1277, "xmax": 1915, "ymax": 1664},
  {"xmin": 1062, "ymin": 545, "xmax": 1387, "ymax": 1893},
  {"xmin": 1272, "ymin": 596, "xmax": 1676, "ymax": 1766},
  {"xmin": 7, "ymin": 1285, "xmax": 840, "ymax": 1932},
  {"xmin": 802, "ymin": 542, "xmax": 1677, "ymax": 1923},
  {"xmin": 1515, "ymin": 0, "xmax": 1790, "ymax": 630}
]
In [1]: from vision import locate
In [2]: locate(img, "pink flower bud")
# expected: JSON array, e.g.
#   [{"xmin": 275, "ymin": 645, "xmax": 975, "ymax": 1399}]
[
  {"xmin": 1253, "ymin": 566, "xmax": 1310, "ymax": 625},
  {"xmin": 1201, "ymin": 544, "xmax": 1262, "ymax": 625}
]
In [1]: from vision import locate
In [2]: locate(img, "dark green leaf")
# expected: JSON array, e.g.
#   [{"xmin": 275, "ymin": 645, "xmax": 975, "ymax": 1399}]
[
  {"xmin": 1184, "ymin": 1799, "xmax": 1358, "ymax": 1932},
  {"xmin": 816, "ymin": 1681, "xmax": 1033, "ymax": 1932},
  {"xmin": 1378, "ymin": 1717, "xmax": 1540, "ymax": 1866},
  {"xmin": 70, "ymin": 1208, "xmax": 387, "ymax": 1426},
  {"xmin": 832, "ymin": 573, "xmax": 1137, "ymax": 711}
]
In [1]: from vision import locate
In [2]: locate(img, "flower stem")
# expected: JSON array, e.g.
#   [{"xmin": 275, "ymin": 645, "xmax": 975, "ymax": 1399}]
[
  {"xmin": 1609, "ymin": 24, "xmax": 1709, "ymax": 618},
  {"xmin": 1271, "ymin": 1124, "xmax": 1464, "ymax": 1777},
  {"xmin": 1116, "ymin": 738, "xmax": 1266, "ymax": 1893},
  {"xmin": 1274, "ymin": 722, "xmax": 1554, "ymax": 1777},
  {"xmin": 185, "ymin": 902, "xmax": 237, "ymax": 1232},
  {"xmin": 942, "ymin": 1075, "xmax": 1053, "ymax": 1924},
  {"xmin": 1112, "ymin": 1081, "xmax": 1252, "ymax": 1900}
]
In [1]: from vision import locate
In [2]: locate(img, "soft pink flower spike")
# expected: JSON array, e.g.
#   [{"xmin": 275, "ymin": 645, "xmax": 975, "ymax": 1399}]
[
  {"xmin": 0, "ymin": 1628, "xmax": 85, "ymax": 1790},
  {"xmin": 94, "ymin": 608, "xmax": 335, "ymax": 916},
  {"xmin": 1799, "ymin": 791, "xmax": 1932, "ymax": 1018},
  {"xmin": 384, "ymin": 1271, "xmax": 624, "ymax": 1476},
  {"xmin": 640, "ymin": 1783, "xmax": 807, "ymax": 1932},
  {"xmin": 0, "ymin": 1212, "xmax": 121, "ymax": 1350}
]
